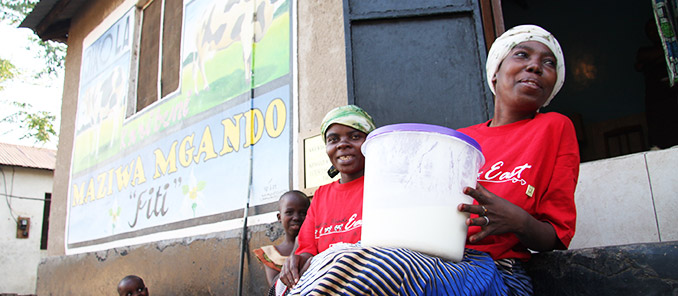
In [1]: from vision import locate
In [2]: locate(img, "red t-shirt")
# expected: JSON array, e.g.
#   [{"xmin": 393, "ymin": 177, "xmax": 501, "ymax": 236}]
[
  {"xmin": 295, "ymin": 177, "xmax": 364, "ymax": 256},
  {"xmin": 458, "ymin": 112, "xmax": 579, "ymax": 261}
]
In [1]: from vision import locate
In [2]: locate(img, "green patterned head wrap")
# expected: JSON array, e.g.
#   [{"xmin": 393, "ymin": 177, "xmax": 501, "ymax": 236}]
[{"xmin": 320, "ymin": 105, "xmax": 376, "ymax": 142}]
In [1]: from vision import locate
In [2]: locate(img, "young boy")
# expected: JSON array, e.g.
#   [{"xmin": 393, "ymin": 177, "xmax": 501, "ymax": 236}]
[
  {"xmin": 254, "ymin": 190, "xmax": 310, "ymax": 287},
  {"xmin": 117, "ymin": 275, "xmax": 149, "ymax": 296}
]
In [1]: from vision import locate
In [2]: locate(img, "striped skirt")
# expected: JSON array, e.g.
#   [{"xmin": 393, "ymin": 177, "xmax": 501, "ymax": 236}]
[{"xmin": 285, "ymin": 244, "xmax": 532, "ymax": 296}]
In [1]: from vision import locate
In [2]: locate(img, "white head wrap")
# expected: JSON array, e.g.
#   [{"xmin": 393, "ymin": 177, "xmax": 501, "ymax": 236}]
[{"xmin": 486, "ymin": 25, "xmax": 565, "ymax": 107}]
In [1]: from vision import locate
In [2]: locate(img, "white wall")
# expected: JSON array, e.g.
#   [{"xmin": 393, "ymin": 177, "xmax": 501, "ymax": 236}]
[
  {"xmin": 0, "ymin": 166, "xmax": 53, "ymax": 294},
  {"xmin": 570, "ymin": 147, "xmax": 678, "ymax": 249}
]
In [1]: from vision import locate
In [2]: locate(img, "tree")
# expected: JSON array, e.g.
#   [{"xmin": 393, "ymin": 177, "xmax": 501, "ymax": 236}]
[
  {"xmin": 0, "ymin": 0, "xmax": 64, "ymax": 145},
  {"xmin": 1, "ymin": 0, "xmax": 66, "ymax": 77},
  {"xmin": 1, "ymin": 102, "xmax": 56, "ymax": 143},
  {"xmin": 0, "ymin": 0, "xmax": 35, "ymax": 22}
]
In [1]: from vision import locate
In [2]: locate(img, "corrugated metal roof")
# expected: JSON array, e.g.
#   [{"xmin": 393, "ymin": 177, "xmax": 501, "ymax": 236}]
[{"xmin": 0, "ymin": 142, "xmax": 56, "ymax": 170}]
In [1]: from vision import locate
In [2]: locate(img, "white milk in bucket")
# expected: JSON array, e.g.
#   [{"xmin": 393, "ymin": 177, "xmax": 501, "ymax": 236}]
[{"xmin": 361, "ymin": 123, "xmax": 484, "ymax": 262}]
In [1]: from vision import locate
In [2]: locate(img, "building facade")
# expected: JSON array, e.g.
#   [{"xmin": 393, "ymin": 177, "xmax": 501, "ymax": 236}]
[
  {"xmin": 20, "ymin": 0, "xmax": 678, "ymax": 294},
  {"xmin": 0, "ymin": 143, "xmax": 55, "ymax": 294}
]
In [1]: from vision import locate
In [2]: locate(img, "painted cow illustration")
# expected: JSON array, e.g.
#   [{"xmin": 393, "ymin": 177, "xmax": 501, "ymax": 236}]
[
  {"xmin": 76, "ymin": 66, "xmax": 127, "ymax": 156},
  {"xmin": 192, "ymin": 0, "xmax": 285, "ymax": 94}
]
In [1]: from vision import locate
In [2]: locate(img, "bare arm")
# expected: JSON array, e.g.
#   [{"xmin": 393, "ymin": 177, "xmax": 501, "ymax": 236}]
[{"xmin": 263, "ymin": 265, "xmax": 279, "ymax": 287}]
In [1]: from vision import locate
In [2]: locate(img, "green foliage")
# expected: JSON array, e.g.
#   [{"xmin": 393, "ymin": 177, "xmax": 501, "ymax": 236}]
[
  {"xmin": 31, "ymin": 36, "xmax": 66, "ymax": 78},
  {"xmin": 1, "ymin": 101, "xmax": 57, "ymax": 144},
  {"xmin": 0, "ymin": 58, "xmax": 18, "ymax": 91},
  {"xmin": 2, "ymin": 0, "xmax": 66, "ymax": 77},
  {"xmin": 0, "ymin": 0, "xmax": 37, "ymax": 25},
  {"xmin": 1, "ymin": 0, "xmax": 62, "ymax": 144}
]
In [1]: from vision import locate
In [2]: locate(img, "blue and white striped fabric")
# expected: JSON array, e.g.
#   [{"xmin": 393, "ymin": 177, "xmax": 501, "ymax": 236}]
[
  {"xmin": 287, "ymin": 244, "xmax": 513, "ymax": 296},
  {"xmin": 494, "ymin": 258, "xmax": 532, "ymax": 296}
]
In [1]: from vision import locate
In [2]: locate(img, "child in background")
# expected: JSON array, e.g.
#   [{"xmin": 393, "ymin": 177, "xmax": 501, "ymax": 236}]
[
  {"xmin": 117, "ymin": 275, "xmax": 149, "ymax": 296},
  {"xmin": 254, "ymin": 190, "xmax": 310, "ymax": 287}
]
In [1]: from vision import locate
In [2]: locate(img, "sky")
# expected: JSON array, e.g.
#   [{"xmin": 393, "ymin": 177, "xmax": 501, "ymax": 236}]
[{"xmin": 0, "ymin": 21, "xmax": 63, "ymax": 150}]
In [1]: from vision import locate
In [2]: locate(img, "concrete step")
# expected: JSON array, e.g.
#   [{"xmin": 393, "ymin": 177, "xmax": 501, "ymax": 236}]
[{"xmin": 525, "ymin": 241, "xmax": 678, "ymax": 295}]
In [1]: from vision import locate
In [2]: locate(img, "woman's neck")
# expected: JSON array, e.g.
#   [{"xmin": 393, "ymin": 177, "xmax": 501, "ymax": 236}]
[
  {"xmin": 490, "ymin": 104, "xmax": 538, "ymax": 127},
  {"xmin": 339, "ymin": 171, "xmax": 364, "ymax": 184}
]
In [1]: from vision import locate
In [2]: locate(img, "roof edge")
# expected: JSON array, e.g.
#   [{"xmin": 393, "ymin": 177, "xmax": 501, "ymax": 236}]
[{"xmin": 19, "ymin": 0, "xmax": 68, "ymax": 42}]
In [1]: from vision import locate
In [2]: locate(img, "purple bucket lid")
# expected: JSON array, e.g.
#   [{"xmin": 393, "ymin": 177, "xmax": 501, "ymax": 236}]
[{"xmin": 365, "ymin": 123, "xmax": 482, "ymax": 153}]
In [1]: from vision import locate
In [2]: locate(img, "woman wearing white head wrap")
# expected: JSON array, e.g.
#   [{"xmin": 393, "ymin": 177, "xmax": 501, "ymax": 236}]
[
  {"xmin": 486, "ymin": 24, "xmax": 566, "ymax": 107},
  {"xmin": 457, "ymin": 25, "xmax": 580, "ymax": 295},
  {"xmin": 276, "ymin": 26, "xmax": 578, "ymax": 296}
]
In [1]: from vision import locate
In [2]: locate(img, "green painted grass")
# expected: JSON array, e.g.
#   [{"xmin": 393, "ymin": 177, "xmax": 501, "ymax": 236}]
[{"xmin": 71, "ymin": 12, "xmax": 291, "ymax": 174}]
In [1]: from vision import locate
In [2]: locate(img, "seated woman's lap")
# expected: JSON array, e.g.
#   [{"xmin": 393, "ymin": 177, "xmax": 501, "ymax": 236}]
[{"xmin": 287, "ymin": 244, "xmax": 528, "ymax": 296}]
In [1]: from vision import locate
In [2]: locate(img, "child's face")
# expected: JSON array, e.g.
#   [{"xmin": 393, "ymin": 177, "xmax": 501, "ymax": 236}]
[
  {"xmin": 278, "ymin": 194, "xmax": 309, "ymax": 238},
  {"xmin": 118, "ymin": 278, "xmax": 149, "ymax": 296},
  {"xmin": 324, "ymin": 124, "xmax": 367, "ymax": 183}
]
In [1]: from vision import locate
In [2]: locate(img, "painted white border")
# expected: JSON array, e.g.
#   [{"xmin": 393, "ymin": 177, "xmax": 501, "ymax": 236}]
[
  {"xmin": 67, "ymin": 0, "xmax": 139, "ymax": 255},
  {"xmin": 82, "ymin": 0, "xmax": 138, "ymax": 48},
  {"xmin": 66, "ymin": 212, "xmax": 279, "ymax": 254},
  {"xmin": 291, "ymin": 0, "xmax": 299, "ymax": 189}
]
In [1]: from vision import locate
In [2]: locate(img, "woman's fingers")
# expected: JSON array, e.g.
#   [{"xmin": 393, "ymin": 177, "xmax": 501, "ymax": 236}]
[
  {"xmin": 463, "ymin": 186, "xmax": 480, "ymax": 201},
  {"xmin": 464, "ymin": 216, "xmax": 492, "ymax": 242},
  {"xmin": 469, "ymin": 228, "xmax": 491, "ymax": 243},
  {"xmin": 477, "ymin": 215, "xmax": 490, "ymax": 226},
  {"xmin": 291, "ymin": 259, "xmax": 300, "ymax": 284},
  {"xmin": 280, "ymin": 255, "xmax": 300, "ymax": 287},
  {"xmin": 460, "ymin": 185, "xmax": 491, "ymax": 215},
  {"xmin": 465, "ymin": 183, "xmax": 529, "ymax": 237},
  {"xmin": 465, "ymin": 184, "xmax": 494, "ymax": 203},
  {"xmin": 280, "ymin": 263, "xmax": 291, "ymax": 287},
  {"xmin": 461, "ymin": 184, "xmax": 500, "ymax": 241}
]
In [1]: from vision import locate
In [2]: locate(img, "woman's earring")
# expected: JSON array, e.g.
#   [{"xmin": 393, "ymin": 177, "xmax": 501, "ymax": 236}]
[{"xmin": 327, "ymin": 166, "xmax": 339, "ymax": 178}]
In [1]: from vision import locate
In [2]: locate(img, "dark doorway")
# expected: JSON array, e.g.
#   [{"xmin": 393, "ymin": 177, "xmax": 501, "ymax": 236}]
[
  {"xmin": 502, "ymin": 0, "xmax": 678, "ymax": 161},
  {"xmin": 343, "ymin": 0, "xmax": 493, "ymax": 129}
]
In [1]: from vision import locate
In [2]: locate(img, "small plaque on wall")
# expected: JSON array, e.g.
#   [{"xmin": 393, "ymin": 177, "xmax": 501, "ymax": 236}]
[{"xmin": 304, "ymin": 135, "xmax": 339, "ymax": 188}]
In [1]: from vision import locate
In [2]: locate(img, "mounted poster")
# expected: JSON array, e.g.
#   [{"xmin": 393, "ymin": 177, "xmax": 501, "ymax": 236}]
[{"xmin": 67, "ymin": 0, "xmax": 292, "ymax": 253}]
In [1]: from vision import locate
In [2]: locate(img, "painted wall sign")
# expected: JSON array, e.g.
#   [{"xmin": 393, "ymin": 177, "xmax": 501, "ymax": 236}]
[{"xmin": 67, "ymin": 0, "xmax": 292, "ymax": 252}]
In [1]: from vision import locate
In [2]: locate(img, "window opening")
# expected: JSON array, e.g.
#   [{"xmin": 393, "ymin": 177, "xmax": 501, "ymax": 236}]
[{"xmin": 135, "ymin": 0, "xmax": 182, "ymax": 113}]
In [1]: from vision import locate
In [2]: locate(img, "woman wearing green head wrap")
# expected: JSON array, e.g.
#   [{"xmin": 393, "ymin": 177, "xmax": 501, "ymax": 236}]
[
  {"xmin": 278, "ymin": 106, "xmax": 517, "ymax": 296},
  {"xmin": 278, "ymin": 105, "xmax": 375, "ymax": 291},
  {"xmin": 320, "ymin": 104, "xmax": 376, "ymax": 179}
]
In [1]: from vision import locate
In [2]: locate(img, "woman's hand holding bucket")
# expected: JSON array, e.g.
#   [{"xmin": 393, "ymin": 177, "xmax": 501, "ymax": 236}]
[
  {"xmin": 459, "ymin": 184, "xmax": 559, "ymax": 251},
  {"xmin": 459, "ymin": 184, "xmax": 526, "ymax": 243}
]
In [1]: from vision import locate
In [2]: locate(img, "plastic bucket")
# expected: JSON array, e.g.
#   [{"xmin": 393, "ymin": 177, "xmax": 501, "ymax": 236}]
[{"xmin": 361, "ymin": 123, "xmax": 484, "ymax": 262}]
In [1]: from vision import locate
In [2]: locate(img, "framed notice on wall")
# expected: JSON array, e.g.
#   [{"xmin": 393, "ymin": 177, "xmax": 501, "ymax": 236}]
[{"xmin": 304, "ymin": 135, "xmax": 339, "ymax": 189}]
